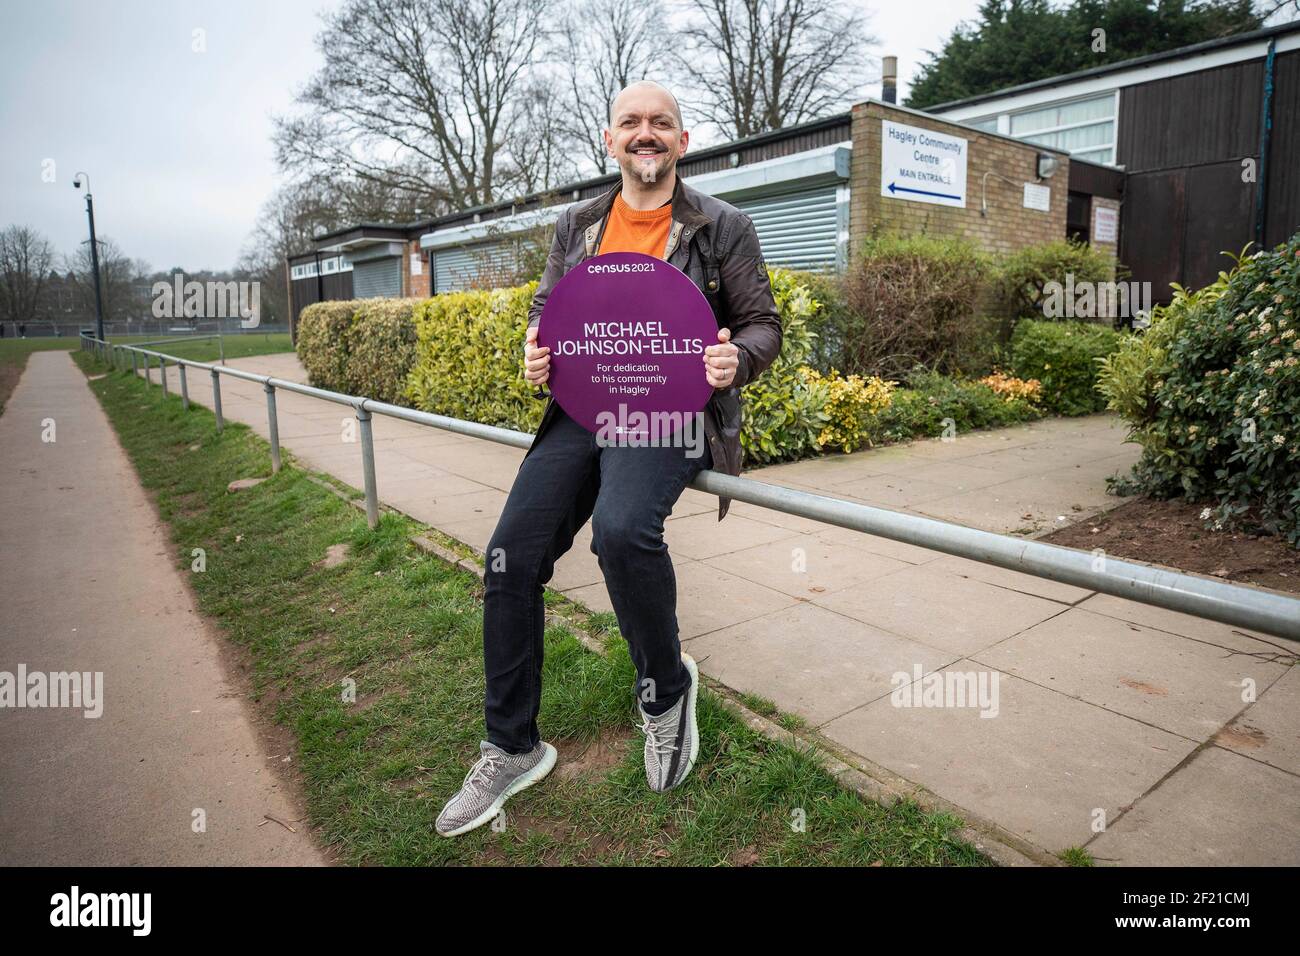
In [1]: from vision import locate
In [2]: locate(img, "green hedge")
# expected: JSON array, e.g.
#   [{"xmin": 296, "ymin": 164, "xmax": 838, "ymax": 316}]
[
  {"xmin": 1098, "ymin": 235, "xmax": 1300, "ymax": 543},
  {"xmin": 295, "ymin": 298, "xmax": 420, "ymax": 404},
  {"xmin": 1009, "ymin": 319, "xmax": 1126, "ymax": 416},
  {"xmin": 404, "ymin": 285, "xmax": 541, "ymax": 431}
]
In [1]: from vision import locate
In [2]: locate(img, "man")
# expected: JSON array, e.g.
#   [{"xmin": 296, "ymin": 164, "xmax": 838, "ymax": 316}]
[{"xmin": 436, "ymin": 81, "xmax": 782, "ymax": 837}]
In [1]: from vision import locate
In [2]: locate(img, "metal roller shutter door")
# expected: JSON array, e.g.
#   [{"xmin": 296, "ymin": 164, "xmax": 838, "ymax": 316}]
[
  {"xmin": 434, "ymin": 241, "xmax": 518, "ymax": 293},
  {"xmin": 352, "ymin": 257, "xmax": 402, "ymax": 298},
  {"xmin": 736, "ymin": 185, "xmax": 840, "ymax": 271}
]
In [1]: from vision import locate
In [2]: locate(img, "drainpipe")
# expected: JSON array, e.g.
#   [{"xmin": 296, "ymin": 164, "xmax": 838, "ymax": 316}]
[{"xmin": 1254, "ymin": 38, "xmax": 1276, "ymax": 248}]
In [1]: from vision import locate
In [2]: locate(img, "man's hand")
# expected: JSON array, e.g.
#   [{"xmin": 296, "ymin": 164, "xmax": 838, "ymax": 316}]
[
  {"xmin": 524, "ymin": 325, "xmax": 550, "ymax": 388},
  {"xmin": 703, "ymin": 327, "xmax": 740, "ymax": 389}
]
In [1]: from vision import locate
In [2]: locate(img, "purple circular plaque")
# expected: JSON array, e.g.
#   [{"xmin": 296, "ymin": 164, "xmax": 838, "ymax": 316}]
[{"xmin": 537, "ymin": 251, "xmax": 717, "ymax": 437}]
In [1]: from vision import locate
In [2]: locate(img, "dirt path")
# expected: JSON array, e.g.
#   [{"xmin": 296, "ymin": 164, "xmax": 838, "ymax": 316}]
[{"xmin": 0, "ymin": 352, "xmax": 326, "ymax": 865}]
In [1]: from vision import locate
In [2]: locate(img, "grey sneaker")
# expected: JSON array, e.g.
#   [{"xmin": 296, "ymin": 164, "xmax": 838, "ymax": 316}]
[
  {"xmin": 435, "ymin": 739, "xmax": 557, "ymax": 837},
  {"xmin": 638, "ymin": 652, "xmax": 699, "ymax": 792}
]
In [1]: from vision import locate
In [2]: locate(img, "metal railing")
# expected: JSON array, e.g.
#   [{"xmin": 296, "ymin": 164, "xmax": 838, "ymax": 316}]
[
  {"xmin": 132, "ymin": 333, "xmax": 225, "ymax": 366},
  {"xmin": 80, "ymin": 333, "xmax": 1300, "ymax": 642}
]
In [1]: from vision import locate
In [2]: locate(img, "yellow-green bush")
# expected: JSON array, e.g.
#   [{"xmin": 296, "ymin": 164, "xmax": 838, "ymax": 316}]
[
  {"xmin": 404, "ymin": 284, "xmax": 541, "ymax": 431},
  {"xmin": 296, "ymin": 301, "xmax": 355, "ymax": 391},
  {"xmin": 800, "ymin": 368, "xmax": 895, "ymax": 453},
  {"xmin": 295, "ymin": 298, "xmax": 421, "ymax": 404},
  {"xmin": 739, "ymin": 269, "xmax": 829, "ymax": 464}
]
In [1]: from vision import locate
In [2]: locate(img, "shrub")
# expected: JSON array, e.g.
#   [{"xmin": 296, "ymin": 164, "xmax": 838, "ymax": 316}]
[
  {"xmin": 1099, "ymin": 237, "xmax": 1300, "ymax": 542},
  {"xmin": 839, "ymin": 233, "xmax": 994, "ymax": 380},
  {"xmin": 800, "ymin": 368, "xmax": 895, "ymax": 454},
  {"xmin": 1009, "ymin": 319, "xmax": 1126, "ymax": 415},
  {"xmin": 404, "ymin": 284, "xmax": 541, "ymax": 431},
  {"xmin": 993, "ymin": 238, "xmax": 1119, "ymax": 324},
  {"xmin": 296, "ymin": 298, "xmax": 420, "ymax": 403},
  {"xmin": 790, "ymin": 268, "xmax": 850, "ymax": 373},
  {"xmin": 871, "ymin": 369, "xmax": 1042, "ymax": 443},
  {"xmin": 739, "ymin": 269, "xmax": 829, "ymax": 464},
  {"xmin": 979, "ymin": 371, "xmax": 1043, "ymax": 405},
  {"xmin": 296, "ymin": 301, "xmax": 355, "ymax": 392}
]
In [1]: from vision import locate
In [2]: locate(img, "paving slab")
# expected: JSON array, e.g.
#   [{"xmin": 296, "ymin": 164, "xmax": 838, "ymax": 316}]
[
  {"xmin": 1074, "ymin": 592, "xmax": 1280, "ymax": 653},
  {"xmin": 1212, "ymin": 664, "xmax": 1300, "ymax": 775},
  {"xmin": 975, "ymin": 607, "xmax": 1290, "ymax": 741},
  {"xmin": 688, "ymin": 602, "xmax": 960, "ymax": 726},
  {"xmin": 664, "ymin": 511, "xmax": 802, "ymax": 560},
  {"xmin": 812, "ymin": 563, "xmax": 1067, "ymax": 656},
  {"xmin": 567, "ymin": 560, "xmax": 798, "ymax": 639},
  {"xmin": 927, "ymin": 553, "xmax": 1095, "ymax": 604},
  {"xmin": 821, "ymin": 665, "xmax": 1197, "ymax": 854},
  {"xmin": 1087, "ymin": 745, "xmax": 1300, "ymax": 866},
  {"xmin": 701, "ymin": 532, "xmax": 912, "ymax": 598}
]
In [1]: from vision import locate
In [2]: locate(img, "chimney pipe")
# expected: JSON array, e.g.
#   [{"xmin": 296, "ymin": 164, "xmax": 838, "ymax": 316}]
[{"xmin": 882, "ymin": 56, "xmax": 898, "ymax": 104}]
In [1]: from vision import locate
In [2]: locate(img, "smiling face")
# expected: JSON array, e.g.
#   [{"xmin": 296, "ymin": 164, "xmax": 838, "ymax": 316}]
[{"xmin": 604, "ymin": 82, "xmax": 688, "ymax": 185}]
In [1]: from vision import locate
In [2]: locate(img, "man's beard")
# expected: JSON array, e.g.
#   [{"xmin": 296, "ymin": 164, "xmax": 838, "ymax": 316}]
[{"xmin": 621, "ymin": 148, "xmax": 671, "ymax": 184}]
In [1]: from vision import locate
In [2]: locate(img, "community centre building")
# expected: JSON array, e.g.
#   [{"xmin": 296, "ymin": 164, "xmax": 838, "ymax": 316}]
[{"xmin": 287, "ymin": 20, "xmax": 1300, "ymax": 334}]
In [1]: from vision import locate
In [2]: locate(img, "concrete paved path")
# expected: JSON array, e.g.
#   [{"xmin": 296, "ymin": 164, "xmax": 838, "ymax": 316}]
[
  {"xmin": 0, "ymin": 352, "xmax": 325, "ymax": 865},
  {"xmin": 141, "ymin": 353, "xmax": 1299, "ymax": 865}
]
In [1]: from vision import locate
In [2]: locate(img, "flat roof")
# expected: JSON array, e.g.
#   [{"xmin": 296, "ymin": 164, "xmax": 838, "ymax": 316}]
[{"xmin": 297, "ymin": 111, "xmax": 852, "ymax": 251}]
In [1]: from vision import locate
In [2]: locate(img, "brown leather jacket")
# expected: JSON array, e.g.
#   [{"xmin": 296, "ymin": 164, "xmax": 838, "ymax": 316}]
[{"xmin": 524, "ymin": 174, "xmax": 783, "ymax": 520}]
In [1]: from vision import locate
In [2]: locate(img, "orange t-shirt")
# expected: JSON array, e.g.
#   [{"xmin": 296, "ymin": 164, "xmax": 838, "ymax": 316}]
[{"xmin": 597, "ymin": 192, "xmax": 673, "ymax": 257}]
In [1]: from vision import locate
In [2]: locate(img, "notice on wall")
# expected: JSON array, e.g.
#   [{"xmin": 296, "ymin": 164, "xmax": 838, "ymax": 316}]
[
  {"xmin": 880, "ymin": 119, "xmax": 968, "ymax": 208},
  {"xmin": 1093, "ymin": 205, "xmax": 1119, "ymax": 244},
  {"xmin": 410, "ymin": 253, "xmax": 423, "ymax": 276},
  {"xmin": 1022, "ymin": 182, "xmax": 1051, "ymax": 212}
]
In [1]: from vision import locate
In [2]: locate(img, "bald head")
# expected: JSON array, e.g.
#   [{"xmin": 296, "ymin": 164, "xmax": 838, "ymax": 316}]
[
  {"xmin": 608, "ymin": 80, "xmax": 683, "ymax": 130},
  {"xmin": 604, "ymin": 80, "xmax": 688, "ymax": 189}
]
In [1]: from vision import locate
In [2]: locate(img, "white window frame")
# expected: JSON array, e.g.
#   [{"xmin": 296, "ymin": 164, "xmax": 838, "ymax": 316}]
[{"xmin": 959, "ymin": 90, "xmax": 1120, "ymax": 166}]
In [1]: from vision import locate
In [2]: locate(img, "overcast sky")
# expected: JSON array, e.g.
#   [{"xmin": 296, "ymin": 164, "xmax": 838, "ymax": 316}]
[{"xmin": 0, "ymin": 0, "xmax": 983, "ymax": 272}]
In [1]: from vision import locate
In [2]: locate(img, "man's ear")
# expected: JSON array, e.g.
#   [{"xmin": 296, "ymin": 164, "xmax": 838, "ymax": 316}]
[
  {"xmin": 603, "ymin": 128, "xmax": 614, "ymax": 155},
  {"xmin": 678, "ymin": 129, "xmax": 689, "ymax": 157}
]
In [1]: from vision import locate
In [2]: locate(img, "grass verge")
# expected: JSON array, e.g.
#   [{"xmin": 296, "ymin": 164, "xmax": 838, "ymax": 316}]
[{"xmin": 73, "ymin": 349, "xmax": 989, "ymax": 867}]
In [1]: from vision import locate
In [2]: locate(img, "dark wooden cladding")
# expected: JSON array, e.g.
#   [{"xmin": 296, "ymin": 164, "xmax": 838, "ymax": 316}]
[
  {"xmin": 1183, "ymin": 160, "xmax": 1258, "ymax": 282},
  {"xmin": 1117, "ymin": 60, "xmax": 1262, "ymax": 172},
  {"xmin": 1121, "ymin": 170, "xmax": 1186, "ymax": 302},
  {"xmin": 1265, "ymin": 50, "xmax": 1300, "ymax": 248},
  {"xmin": 290, "ymin": 273, "xmax": 353, "ymax": 321},
  {"xmin": 1068, "ymin": 159, "xmax": 1124, "ymax": 200}
]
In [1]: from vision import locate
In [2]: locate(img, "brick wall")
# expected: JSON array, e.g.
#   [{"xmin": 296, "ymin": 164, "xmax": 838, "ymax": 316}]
[
  {"xmin": 849, "ymin": 101, "xmax": 1069, "ymax": 260},
  {"xmin": 402, "ymin": 239, "xmax": 431, "ymax": 298}
]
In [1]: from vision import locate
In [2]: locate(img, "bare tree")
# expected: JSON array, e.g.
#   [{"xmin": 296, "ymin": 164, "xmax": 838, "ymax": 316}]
[
  {"xmin": 275, "ymin": 0, "xmax": 557, "ymax": 213},
  {"xmin": 672, "ymin": 0, "xmax": 876, "ymax": 140},
  {"xmin": 64, "ymin": 237, "xmax": 141, "ymax": 325},
  {"xmin": 0, "ymin": 226, "xmax": 55, "ymax": 326},
  {"xmin": 500, "ymin": 79, "xmax": 584, "ymax": 195},
  {"xmin": 555, "ymin": 0, "xmax": 663, "ymax": 175}
]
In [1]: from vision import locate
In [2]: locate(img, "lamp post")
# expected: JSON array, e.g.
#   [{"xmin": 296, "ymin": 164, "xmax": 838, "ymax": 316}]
[{"xmin": 73, "ymin": 172, "xmax": 105, "ymax": 342}]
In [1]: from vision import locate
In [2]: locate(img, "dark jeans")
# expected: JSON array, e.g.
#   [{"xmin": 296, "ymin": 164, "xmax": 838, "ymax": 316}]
[{"xmin": 482, "ymin": 405, "xmax": 712, "ymax": 755}]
